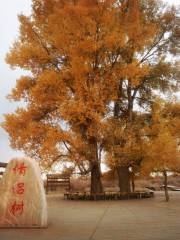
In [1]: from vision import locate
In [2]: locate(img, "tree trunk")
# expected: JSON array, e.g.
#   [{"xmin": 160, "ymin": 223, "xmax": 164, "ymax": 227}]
[
  {"xmin": 163, "ymin": 170, "xmax": 169, "ymax": 202},
  {"xmin": 91, "ymin": 161, "xmax": 103, "ymax": 195},
  {"xmin": 117, "ymin": 166, "xmax": 131, "ymax": 193},
  {"xmin": 89, "ymin": 138, "xmax": 103, "ymax": 195},
  {"xmin": 116, "ymin": 80, "xmax": 133, "ymax": 193},
  {"xmin": 114, "ymin": 80, "xmax": 133, "ymax": 194},
  {"xmin": 131, "ymin": 175, "xmax": 135, "ymax": 192},
  {"xmin": 132, "ymin": 179, "xmax": 135, "ymax": 192}
]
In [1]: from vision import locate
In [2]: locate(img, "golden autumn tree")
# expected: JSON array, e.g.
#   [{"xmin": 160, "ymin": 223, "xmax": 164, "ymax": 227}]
[
  {"xmin": 2, "ymin": 0, "xmax": 179, "ymax": 194},
  {"xmin": 105, "ymin": 115, "xmax": 145, "ymax": 192},
  {"xmin": 141, "ymin": 100, "xmax": 180, "ymax": 201},
  {"xmin": 2, "ymin": 0, "xmax": 133, "ymax": 194},
  {"xmin": 104, "ymin": 0, "xmax": 179, "ymax": 192}
]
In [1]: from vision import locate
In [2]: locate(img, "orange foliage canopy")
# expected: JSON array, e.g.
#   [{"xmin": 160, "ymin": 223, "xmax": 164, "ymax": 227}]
[
  {"xmin": 141, "ymin": 100, "xmax": 180, "ymax": 174},
  {"xmin": 2, "ymin": 0, "xmax": 179, "ymax": 178}
]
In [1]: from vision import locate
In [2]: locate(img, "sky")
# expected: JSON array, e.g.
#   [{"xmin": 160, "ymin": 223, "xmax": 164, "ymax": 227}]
[{"xmin": 0, "ymin": 0, "xmax": 179, "ymax": 163}]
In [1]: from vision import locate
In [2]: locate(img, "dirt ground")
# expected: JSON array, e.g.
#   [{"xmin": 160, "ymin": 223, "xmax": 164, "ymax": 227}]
[{"xmin": 1, "ymin": 191, "xmax": 180, "ymax": 240}]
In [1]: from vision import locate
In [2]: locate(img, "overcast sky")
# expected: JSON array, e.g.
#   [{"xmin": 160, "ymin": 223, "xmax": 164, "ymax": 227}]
[{"xmin": 0, "ymin": 0, "xmax": 179, "ymax": 163}]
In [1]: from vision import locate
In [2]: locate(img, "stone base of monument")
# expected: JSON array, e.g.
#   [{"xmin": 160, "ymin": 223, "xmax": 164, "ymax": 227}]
[{"xmin": 0, "ymin": 158, "xmax": 48, "ymax": 228}]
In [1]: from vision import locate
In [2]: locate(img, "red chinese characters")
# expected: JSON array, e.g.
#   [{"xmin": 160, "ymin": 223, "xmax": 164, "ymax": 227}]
[
  {"xmin": 10, "ymin": 201, "xmax": 24, "ymax": 216},
  {"xmin": 12, "ymin": 183, "xmax": 25, "ymax": 195},
  {"xmin": 12, "ymin": 163, "xmax": 27, "ymax": 176},
  {"xmin": 9, "ymin": 162, "xmax": 27, "ymax": 216}
]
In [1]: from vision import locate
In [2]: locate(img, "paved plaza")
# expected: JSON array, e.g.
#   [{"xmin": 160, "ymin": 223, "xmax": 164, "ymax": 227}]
[{"xmin": 0, "ymin": 192, "xmax": 180, "ymax": 240}]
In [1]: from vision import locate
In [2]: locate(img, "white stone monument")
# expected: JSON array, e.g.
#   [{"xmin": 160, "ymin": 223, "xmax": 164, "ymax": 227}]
[{"xmin": 0, "ymin": 157, "xmax": 47, "ymax": 228}]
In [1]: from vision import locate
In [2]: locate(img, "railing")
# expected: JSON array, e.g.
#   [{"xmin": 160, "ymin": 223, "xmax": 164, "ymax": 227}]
[{"xmin": 46, "ymin": 174, "xmax": 70, "ymax": 193}]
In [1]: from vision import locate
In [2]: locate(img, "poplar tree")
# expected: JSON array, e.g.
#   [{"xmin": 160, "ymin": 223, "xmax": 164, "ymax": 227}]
[
  {"xmin": 106, "ymin": 0, "xmax": 179, "ymax": 192},
  {"xmin": 141, "ymin": 100, "xmax": 180, "ymax": 201},
  {"xmin": 3, "ymin": 0, "xmax": 179, "ymax": 194}
]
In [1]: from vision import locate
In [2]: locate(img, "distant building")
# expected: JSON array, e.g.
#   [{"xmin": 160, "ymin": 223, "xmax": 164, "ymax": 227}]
[{"xmin": 0, "ymin": 162, "xmax": 7, "ymax": 178}]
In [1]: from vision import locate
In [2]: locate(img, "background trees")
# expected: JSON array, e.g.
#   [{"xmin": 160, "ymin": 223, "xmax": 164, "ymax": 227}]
[
  {"xmin": 2, "ymin": 0, "xmax": 179, "ymax": 195},
  {"xmin": 107, "ymin": 0, "xmax": 179, "ymax": 192},
  {"xmin": 141, "ymin": 100, "xmax": 180, "ymax": 201}
]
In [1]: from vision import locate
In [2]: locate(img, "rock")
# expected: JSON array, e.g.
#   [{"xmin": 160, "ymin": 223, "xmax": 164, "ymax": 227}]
[{"xmin": 0, "ymin": 157, "xmax": 47, "ymax": 228}]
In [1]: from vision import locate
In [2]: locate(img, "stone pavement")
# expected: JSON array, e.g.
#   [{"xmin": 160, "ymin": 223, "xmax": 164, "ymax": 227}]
[{"xmin": 1, "ymin": 192, "xmax": 180, "ymax": 240}]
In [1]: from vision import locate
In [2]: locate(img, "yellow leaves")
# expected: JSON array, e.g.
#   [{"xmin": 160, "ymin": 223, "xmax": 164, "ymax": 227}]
[
  {"xmin": 2, "ymin": 107, "xmax": 68, "ymax": 161},
  {"xmin": 104, "ymin": 117, "xmax": 144, "ymax": 168},
  {"xmin": 48, "ymin": 3, "xmax": 98, "ymax": 51},
  {"xmin": 124, "ymin": 0, "xmax": 141, "ymax": 39},
  {"xmin": 6, "ymin": 41, "xmax": 50, "ymax": 72},
  {"xmin": 70, "ymin": 55, "xmax": 91, "ymax": 80},
  {"xmin": 120, "ymin": 62, "xmax": 149, "ymax": 87},
  {"xmin": 18, "ymin": 15, "xmax": 35, "ymax": 43},
  {"xmin": 141, "ymin": 131, "xmax": 179, "ymax": 174},
  {"xmin": 104, "ymin": 32, "xmax": 125, "ymax": 50},
  {"xmin": 39, "ymin": 127, "xmax": 62, "ymax": 154},
  {"xmin": 161, "ymin": 101, "xmax": 180, "ymax": 139},
  {"xmin": 2, "ymin": 109, "xmax": 42, "ymax": 150},
  {"xmin": 4, "ymin": 0, "xmax": 179, "ymax": 171},
  {"xmin": 31, "ymin": 70, "xmax": 66, "ymax": 106},
  {"xmin": 141, "ymin": 99, "xmax": 180, "ymax": 175},
  {"xmin": 61, "ymin": 98, "xmax": 101, "ymax": 126},
  {"xmin": 8, "ymin": 76, "xmax": 35, "ymax": 101},
  {"xmin": 161, "ymin": 9, "xmax": 176, "ymax": 27},
  {"xmin": 121, "ymin": 0, "xmax": 158, "ymax": 51}
]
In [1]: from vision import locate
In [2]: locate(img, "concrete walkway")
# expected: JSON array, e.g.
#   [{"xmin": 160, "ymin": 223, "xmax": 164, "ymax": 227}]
[{"xmin": 1, "ymin": 192, "xmax": 180, "ymax": 240}]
